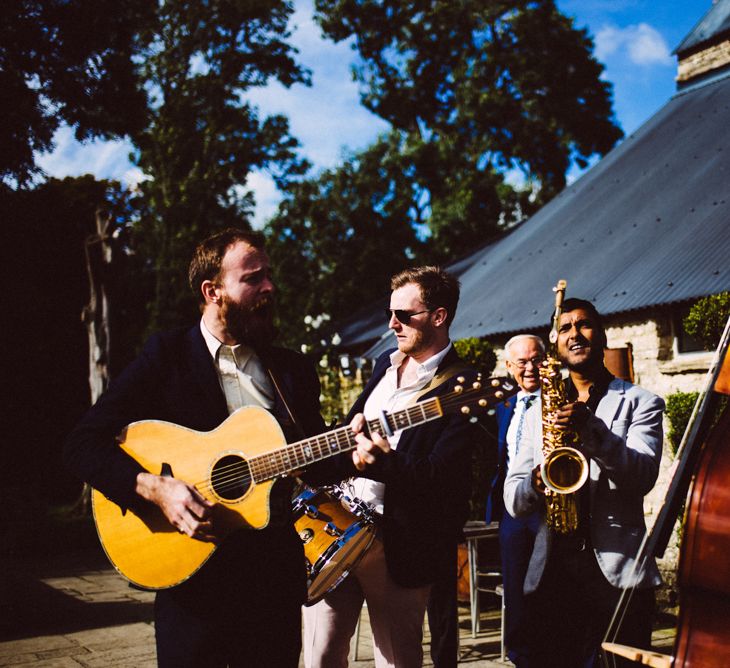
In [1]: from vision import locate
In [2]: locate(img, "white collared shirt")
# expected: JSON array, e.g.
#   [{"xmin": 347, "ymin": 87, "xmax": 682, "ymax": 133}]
[
  {"xmin": 200, "ymin": 320, "xmax": 274, "ymax": 414},
  {"xmin": 349, "ymin": 342, "xmax": 453, "ymax": 513},
  {"xmin": 506, "ymin": 389, "xmax": 541, "ymax": 470}
]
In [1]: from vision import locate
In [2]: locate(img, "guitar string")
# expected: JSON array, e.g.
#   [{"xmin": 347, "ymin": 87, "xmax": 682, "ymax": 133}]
[
  {"xmin": 190, "ymin": 383, "xmax": 501, "ymax": 497},
  {"xmin": 194, "ymin": 387, "xmax": 498, "ymax": 497},
  {"xmin": 190, "ymin": 381, "xmax": 503, "ymax": 498}
]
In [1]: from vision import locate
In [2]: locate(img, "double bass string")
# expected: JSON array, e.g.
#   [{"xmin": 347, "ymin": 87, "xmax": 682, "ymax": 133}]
[{"xmin": 601, "ymin": 313, "xmax": 730, "ymax": 666}]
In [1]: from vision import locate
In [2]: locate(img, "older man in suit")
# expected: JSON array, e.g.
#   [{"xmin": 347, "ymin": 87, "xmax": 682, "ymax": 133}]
[
  {"xmin": 504, "ymin": 299, "xmax": 664, "ymax": 668},
  {"xmin": 486, "ymin": 334, "xmax": 544, "ymax": 667},
  {"xmin": 65, "ymin": 229, "xmax": 325, "ymax": 668}
]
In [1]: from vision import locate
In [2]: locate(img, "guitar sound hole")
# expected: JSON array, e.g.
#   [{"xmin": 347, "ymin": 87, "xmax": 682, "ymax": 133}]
[{"xmin": 211, "ymin": 455, "xmax": 251, "ymax": 501}]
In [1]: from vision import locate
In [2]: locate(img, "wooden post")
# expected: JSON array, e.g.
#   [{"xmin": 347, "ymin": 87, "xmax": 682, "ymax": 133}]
[{"xmin": 75, "ymin": 209, "xmax": 114, "ymax": 514}]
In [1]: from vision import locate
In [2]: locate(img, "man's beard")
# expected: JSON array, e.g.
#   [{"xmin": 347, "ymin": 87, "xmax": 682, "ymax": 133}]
[{"xmin": 221, "ymin": 294, "xmax": 277, "ymax": 349}]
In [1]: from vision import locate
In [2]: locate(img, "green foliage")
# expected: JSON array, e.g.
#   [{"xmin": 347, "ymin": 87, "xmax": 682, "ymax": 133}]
[
  {"xmin": 453, "ymin": 337, "xmax": 497, "ymax": 377},
  {"xmin": 131, "ymin": 0, "xmax": 312, "ymax": 333},
  {"xmin": 314, "ymin": 0, "xmax": 622, "ymax": 209},
  {"xmin": 317, "ymin": 362, "xmax": 369, "ymax": 427},
  {"xmin": 0, "ymin": 0, "xmax": 151, "ymax": 186},
  {"xmin": 665, "ymin": 391, "xmax": 698, "ymax": 456},
  {"xmin": 452, "ymin": 338, "xmax": 499, "ymax": 520},
  {"xmin": 266, "ymin": 135, "xmax": 426, "ymax": 348},
  {"xmin": 683, "ymin": 292, "xmax": 730, "ymax": 351}
]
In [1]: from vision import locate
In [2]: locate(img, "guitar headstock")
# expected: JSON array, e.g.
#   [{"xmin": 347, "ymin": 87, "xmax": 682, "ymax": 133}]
[{"xmin": 440, "ymin": 373, "xmax": 518, "ymax": 420}]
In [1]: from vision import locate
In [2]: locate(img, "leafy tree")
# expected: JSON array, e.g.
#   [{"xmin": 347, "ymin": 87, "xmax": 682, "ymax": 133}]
[
  {"xmin": 266, "ymin": 135, "xmax": 426, "ymax": 348},
  {"xmin": 0, "ymin": 0, "xmax": 151, "ymax": 186},
  {"xmin": 131, "ymin": 0, "xmax": 312, "ymax": 333},
  {"xmin": 311, "ymin": 0, "xmax": 622, "ymax": 257},
  {"xmin": 453, "ymin": 337, "xmax": 497, "ymax": 378},
  {"xmin": 683, "ymin": 292, "xmax": 730, "ymax": 351}
]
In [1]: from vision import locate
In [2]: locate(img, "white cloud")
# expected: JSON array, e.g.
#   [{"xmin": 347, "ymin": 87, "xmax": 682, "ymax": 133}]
[
  {"xmin": 595, "ymin": 23, "xmax": 672, "ymax": 66},
  {"xmin": 246, "ymin": 171, "xmax": 282, "ymax": 229},
  {"xmin": 35, "ymin": 125, "xmax": 136, "ymax": 183},
  {"xmin": 628, "ymin": 24, "xmax": 673, "ymax": 65},
  {"xmin": 34, "ymin": 0, "xmax": 386, "ymax": 224},
  {"xmin": 246, "ymin": 0, "xmax": 387, "ymax": 169}
]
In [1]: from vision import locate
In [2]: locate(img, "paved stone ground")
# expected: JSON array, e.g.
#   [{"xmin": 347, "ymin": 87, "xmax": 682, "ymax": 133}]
[{"xmin": 0, "ymin": 544, "xmax": 675, "ymax": 667}]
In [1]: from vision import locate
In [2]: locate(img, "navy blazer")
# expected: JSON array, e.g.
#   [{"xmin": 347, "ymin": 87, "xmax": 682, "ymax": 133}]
[
  {"xmin": 306, "ymin": 346, "xmax": 480, "ymax": 588},
  {"xmin": 485, "ymin": 394, "xmax": 517, "ymax": 523},
  {"xmin": 64, "ymin": 324, "xmax": 325, "ymax": 512}
]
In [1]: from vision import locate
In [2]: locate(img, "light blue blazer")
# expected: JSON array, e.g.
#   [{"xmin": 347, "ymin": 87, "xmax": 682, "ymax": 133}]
[{"xmin": 503, "ymin": 377, "xmax": 665, "ymax": 593}]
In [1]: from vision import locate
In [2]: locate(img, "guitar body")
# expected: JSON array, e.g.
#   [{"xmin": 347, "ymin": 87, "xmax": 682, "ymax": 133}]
[
  {"xmin": 91, "ymin": 374, "xmax": 517, "ymax": 591},
  {"xmin": 92, "ymin": 405, "xmax": 286, "ymax": 590}
]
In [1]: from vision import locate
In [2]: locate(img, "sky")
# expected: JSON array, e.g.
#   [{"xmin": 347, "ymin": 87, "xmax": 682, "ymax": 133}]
[{"xmin": 35, "ymin": 0, "xmax": 715, "ymax": 227}]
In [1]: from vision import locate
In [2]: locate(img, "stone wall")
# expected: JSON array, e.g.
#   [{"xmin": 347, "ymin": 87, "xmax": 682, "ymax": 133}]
[{"xmin": 677, "ymin": 38, "xmax": 730, "ymax": 82}]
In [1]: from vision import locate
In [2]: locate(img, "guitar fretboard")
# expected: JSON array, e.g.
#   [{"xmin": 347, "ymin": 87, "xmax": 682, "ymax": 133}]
[{"xmin": 247, "ymin": 396, "xmax": 444, "ymax": 482}]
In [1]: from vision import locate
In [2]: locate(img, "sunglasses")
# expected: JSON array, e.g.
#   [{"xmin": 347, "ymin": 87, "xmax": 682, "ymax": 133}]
[{"xmin": 385, "ymin": 308, "xmax": 432, "ymax": 324}]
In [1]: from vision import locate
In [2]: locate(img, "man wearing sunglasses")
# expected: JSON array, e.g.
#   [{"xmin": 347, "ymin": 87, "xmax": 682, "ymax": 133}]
[{"xmin": 303, "ymin": 266, "xmax": 480, "ymax": 668}]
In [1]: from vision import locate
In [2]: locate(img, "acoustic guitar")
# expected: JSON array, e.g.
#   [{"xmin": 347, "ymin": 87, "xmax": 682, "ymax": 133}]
[{"xmin": 93, "ymin": 373, "xmax": 516, "ymax": 589}]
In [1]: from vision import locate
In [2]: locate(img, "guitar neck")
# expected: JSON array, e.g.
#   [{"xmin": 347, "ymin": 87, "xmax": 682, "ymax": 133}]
[{"xmin": 248, "ymin": 396, "xmax": 444, "ymax": 482}]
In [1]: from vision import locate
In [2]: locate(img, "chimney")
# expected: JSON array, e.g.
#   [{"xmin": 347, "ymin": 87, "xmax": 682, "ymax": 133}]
[{"xmin": 675, "ymin": 0, "xmax": 730, "ymax": 89}]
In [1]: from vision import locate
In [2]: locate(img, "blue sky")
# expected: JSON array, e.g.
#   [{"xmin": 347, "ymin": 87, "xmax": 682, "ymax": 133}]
[{"xmin": 36, "ymin": 0, "xmax": 714, "ymax": 226}]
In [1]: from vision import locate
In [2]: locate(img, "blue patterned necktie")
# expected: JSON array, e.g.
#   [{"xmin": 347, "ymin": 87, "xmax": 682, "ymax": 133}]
[{"xmin": 514, "ymin": 395, "xmax": 535, "ymax": 455}]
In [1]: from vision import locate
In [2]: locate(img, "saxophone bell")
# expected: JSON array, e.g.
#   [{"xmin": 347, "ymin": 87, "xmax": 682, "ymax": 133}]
[{"xmin": 541, "ymin": 446, "xmax": 589, "ymax": 495}]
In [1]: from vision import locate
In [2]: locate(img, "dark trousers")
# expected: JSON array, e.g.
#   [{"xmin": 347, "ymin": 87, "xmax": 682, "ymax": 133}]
[
  {"xmin": 154, "ymin": 526, "xmax": 306, "ymax": 668},
  {"xmin": 525, "ymin": 545, "xmax": 655, "ymax": 668},
  {"xmin": 426, "ymin": 547, "xmax": 459, "ymax": 668},
  {"xmin": 499, "ymin": 511, "xmax": 540, "ymax": 666}
]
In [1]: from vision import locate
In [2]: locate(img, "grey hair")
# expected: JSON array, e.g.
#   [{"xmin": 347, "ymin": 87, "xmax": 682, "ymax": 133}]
[{"xmin": 504, "ymin": 334, "xmax": 546, "ymax": 358}]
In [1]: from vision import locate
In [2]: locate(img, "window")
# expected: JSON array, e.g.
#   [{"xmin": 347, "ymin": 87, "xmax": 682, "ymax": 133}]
[{"xmin": 674, "ymin": 303, "xmax": 705, "ymax": 354}]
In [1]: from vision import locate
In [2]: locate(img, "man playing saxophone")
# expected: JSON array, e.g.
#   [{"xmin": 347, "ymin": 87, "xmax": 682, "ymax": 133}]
[{"xmin": 504, "ymin": 298, "xmax": 664, "ymax": 667}]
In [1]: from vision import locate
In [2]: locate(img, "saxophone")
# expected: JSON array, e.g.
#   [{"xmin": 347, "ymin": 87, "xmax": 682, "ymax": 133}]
[{"xmin": 539, "ymin": 280, "xmax": 589, "ymax": 534}]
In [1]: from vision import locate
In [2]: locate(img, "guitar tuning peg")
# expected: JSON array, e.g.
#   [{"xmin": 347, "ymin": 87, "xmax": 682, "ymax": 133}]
[
  {"xmin": 461, "ymin": 406, "xmax": 471, "ymax": 415},
  {"xmin": 469, "ymin": 416, "xmax": 478, "ymax": 423},
  {"xmin": 478, "ymin": 399, "xmax": 487, "ymax": 407},
  {"xmin": 495, "ymin": 391, "xmax": 504, "ymax": 399},
  {"xmin": 472, "ymin": 381, "xmax": 482, "ymax": 390},
  {"xmin": 491, "ymin": 378, "xmax": 501, "ymax": 387},
  {"xmin": 454, "ymin": 385, "xmax": 464, "ymax": 394},
  {"xmin": 457, "ymin": 376, "xmax": 465, "ymax": 383},
  {"xmin": 488, "ymin": 408, "xmax": 496, "ymax": 416}
]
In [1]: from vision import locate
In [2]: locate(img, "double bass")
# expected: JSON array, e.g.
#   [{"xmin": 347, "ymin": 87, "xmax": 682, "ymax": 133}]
[{"xmin": 604, "ymin": 314, "xmax": 730, "ymax": 666}]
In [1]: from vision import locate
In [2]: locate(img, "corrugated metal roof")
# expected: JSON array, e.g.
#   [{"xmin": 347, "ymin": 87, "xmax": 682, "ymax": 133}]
[
  {"xmin": 357, "ymin": 72, "xmax": 730, "ymax": 360},
  {"xmin": 675, "ymin": 0, "xmax": 730, "ymax": 55}
]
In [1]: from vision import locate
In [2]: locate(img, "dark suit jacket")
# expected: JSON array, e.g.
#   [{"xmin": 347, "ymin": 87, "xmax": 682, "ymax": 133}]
[
  {"xmin": 306, "ymin": 346, "xmax": 479, "ymax": 588},
  {"xmin": 65, "ymin": 324, "xmax": 324, "ymax": 507},
  {"xmin": 485, "ymin": 394, "xmax": 517, "ymax": 523}
]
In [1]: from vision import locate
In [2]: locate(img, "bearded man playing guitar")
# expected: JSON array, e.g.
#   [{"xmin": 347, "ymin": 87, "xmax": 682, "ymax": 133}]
[{"xmin": 64, "ymin": 228, "xmax": 333, "ymax": 668}]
